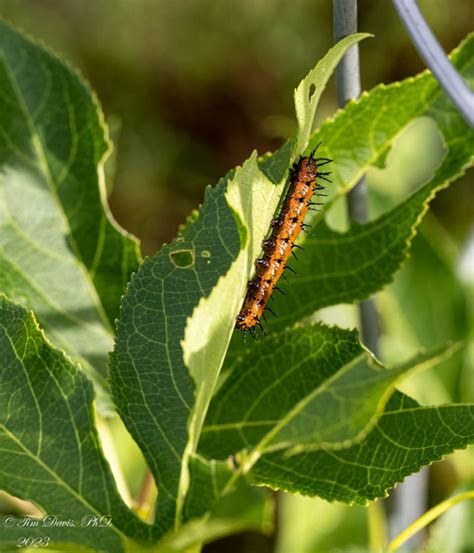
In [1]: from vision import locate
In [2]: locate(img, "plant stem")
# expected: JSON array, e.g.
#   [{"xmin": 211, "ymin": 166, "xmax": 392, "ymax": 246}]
[
  {"xmin": 135, "ymin": 470, "xmax": 157, "ymax": 523},
  {"xmin": 368, "ymin": 501, "xmax": 388, "ymax": 552},
  {"xmin": 386, "ymin": 490, "xmax": 474, "ymax": 552}
]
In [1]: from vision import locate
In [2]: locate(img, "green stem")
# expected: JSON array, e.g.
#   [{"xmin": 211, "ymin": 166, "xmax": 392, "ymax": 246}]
[
  {"xmin": 135, "ymin": 470, "xmax": 157, "ymax": 522},
  {"xmin": 368, "ymin": 501, "xmax": 388, "ymax": 552},
  {"xmin": 386, "ymin": 490, "xmax": 474, "ymax": 552}
]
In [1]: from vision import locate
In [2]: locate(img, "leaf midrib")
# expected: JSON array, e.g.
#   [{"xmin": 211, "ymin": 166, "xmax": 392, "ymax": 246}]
[
  {"xmin": 237, "ymin": 352, "xmax": 367, "ymax": 465},
  {"xmin": 174, "ymin": 159, "xmax": 284, "ymax": 529}
]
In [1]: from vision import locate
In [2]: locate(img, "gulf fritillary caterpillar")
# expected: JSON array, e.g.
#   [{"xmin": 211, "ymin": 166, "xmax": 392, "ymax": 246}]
[{"xmin": 236, "ymin": 145, "xmax": 332, "ymax": 339}]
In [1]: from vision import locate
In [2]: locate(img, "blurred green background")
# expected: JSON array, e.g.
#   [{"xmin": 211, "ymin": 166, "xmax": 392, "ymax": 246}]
[
  {"xmin": 0, "ymin": 1, "xmax": 472, "ymax": 552},
  {"xmin": 0, "ymin": 0, "xmax": 471, "ymax": 254}
]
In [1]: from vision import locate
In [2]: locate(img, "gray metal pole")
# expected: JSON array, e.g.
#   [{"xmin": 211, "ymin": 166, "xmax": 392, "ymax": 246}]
[
  {"xmin": 332, "ymin": 0, "xmax": 380, "ymax": 357},
  {"xmin": 393, "ymin": 0, "xmax": 474, "ymax": 128},
  {"xmin": 333, "ymin": 3, "xmax": 434, "ymax": 549}
]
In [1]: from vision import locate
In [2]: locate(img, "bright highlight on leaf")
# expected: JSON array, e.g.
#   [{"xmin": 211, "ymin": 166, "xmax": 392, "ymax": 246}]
[{"xmin": 0, "ymin": 20, "xmax": 141, "ymax": 404}]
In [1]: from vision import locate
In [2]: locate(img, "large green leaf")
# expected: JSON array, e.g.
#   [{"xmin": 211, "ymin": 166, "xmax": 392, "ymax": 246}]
[
  {"xmin": 108, "ymin": 34, "xmax": 369, "ymax": 537},
  {"xmin": 199, "ymin": 324, "xmax": 458, "ymax": 461},
  {"xmin": 248, "ymin": 33, "xmax": 474, "ymax": 335},
  {"xmin": 0, "ymin": 296, "xmax": 154, "ymax": 553},
  {"xmin": 250, "ymin": 391, "xmax": 474, "ymax": 504},
  {"xmin": 0, "ymin": 298, "xmax": 271, "ymax": 553},
  {"xmin": 0, "ymin": 20, "xmax": 140, "ymax": 393}
]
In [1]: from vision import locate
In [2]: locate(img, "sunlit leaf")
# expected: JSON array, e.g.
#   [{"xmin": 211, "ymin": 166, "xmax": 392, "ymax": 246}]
[
  {"xmin": 0, "ymin": 296, "xmax": 153, "ymax": 553},
  {"xmin": 250, "ymin": 391, "xmax": 474, "ymax": 504},
  {"xmin": 0, "ymin": 20, "xmax": 140, "ymax": 398}
]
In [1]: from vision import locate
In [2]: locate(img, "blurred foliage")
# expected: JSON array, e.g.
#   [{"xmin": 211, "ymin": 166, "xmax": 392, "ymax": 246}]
[
  {"xmin": 0, "ymin": 0, "xmax": 471, "ymax": 254},
  {"xmin": 0, "ymin": 1, "xmax": 472, "ymax": 552},
  {"xmin": 276, "ymin": 495, "xmax": 368, "ymax": 553}
]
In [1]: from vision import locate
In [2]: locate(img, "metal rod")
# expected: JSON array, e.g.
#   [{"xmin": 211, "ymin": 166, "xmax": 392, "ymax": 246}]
[
  {"xmin": 333, "ymin": 0, "xmax": 380, "ymax": 357},
  {"xmin": 333, "ymin": 0, "xmax": 361, "ymax": 103},
  {"xmin": 393, "ymin": 0, "xmax": 474, "ymax": 128},
  {"xmin": 332, "ymin": 3, "xmax": 444, "ymax": 549}
]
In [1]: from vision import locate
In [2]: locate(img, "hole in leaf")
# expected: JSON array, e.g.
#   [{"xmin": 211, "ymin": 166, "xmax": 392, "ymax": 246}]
[
  {"xmin": 170, "ymin": 249, "xmax": 194, "ymax": 268},
  {"xmin": 201, "ymin": 250, "xmax": 211, "ymax": 258},
  {"xmin": 308, "ymin": 83, "xmax": 316, "ymax": 101}
]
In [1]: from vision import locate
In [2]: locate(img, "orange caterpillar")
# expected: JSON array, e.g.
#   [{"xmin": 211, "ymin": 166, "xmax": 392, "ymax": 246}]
[{"xmin": 236, "ymin": 146, "xmax": 332, "ymax": 338}]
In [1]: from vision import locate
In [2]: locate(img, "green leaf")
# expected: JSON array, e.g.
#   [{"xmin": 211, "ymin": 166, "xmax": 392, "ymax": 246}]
[
  {"xmin": 0, "ymin": 296, "xmax": 154, "ymax": 553},
  {"xmin": 258, "ymin": 33, "xmax": 372, "ymax": 184},
  {"xmin": 293, "ymin": 32, "xmax": 373, "ymax": 157},
  {"xmin": 199, "ymin": 324, "xmax": 457, "ymax": 461},
  {"xmin": 109, "ymin": 35, "xmax": 369, "ymax": 536},
  {"xmin": 0, "ymin": 20, "xmax": 140, "ymax": 392},
  {"xmin": 109, "ymin": 171, "xmax": 242, "ymax": 536},
  {"xmin": 255, "ymin": 33, "xmax": 474, "ymax": 333},
  {"xmin": 249, "ymin": 391, "xmax": 474, "ymax": 504},
  {"xmin": 109, "ymin": 155, "xmax": 282, "ymax": 535},
  {"xmin": 308, "ymin": 33, "xmax": 474, "ymax": 202}
]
